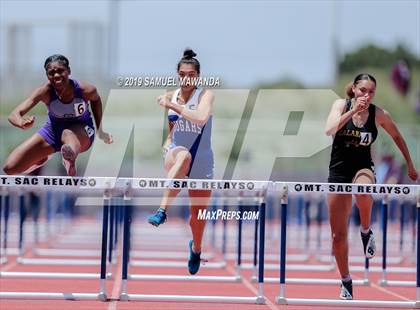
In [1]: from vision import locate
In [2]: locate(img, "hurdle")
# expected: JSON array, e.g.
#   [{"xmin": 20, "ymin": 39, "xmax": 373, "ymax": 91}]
[
  {"xmin": 118, "ymin": 177, "xmax": 268, "ymax": 304},
  {"xmin": 249, "ymin": 186, "xmax": 362, "ymax": 285},
  {"xmin": 2, "ymin": 176, "xmax": 418, "ymax": 306},
  {"xmin": 0, "ymin": 175, "xmax": 114, "ymax": 301},
  {"xmin": 0, "ymin": 190, "xmax": 10, "ymax": 263},
  {"xmin": 122, "ymin": 186, "xmax": 254, "ymax": 283},
  {"xmin": 0, "ymin": 190, "xmax": 5, "ymax": 264},
  {"xmin": 225, "ymin": 193, "xmax": 310, "ymax": 263},
  {"xmin": 32, "ymin": 248, "xmax": 214, "ymax": 259},
  {"xmin": 15, "ymin": 190, "xmax": 115, "ymax": 267},
  {"xmin": 253, "ymin": 188, "xmax": 415, "ymax": 285},
  {"xmin": 317, "ymin": 255, "xmax": 404, "ymax": 264},
  {"xmin": 225, "ymin": 252, "xmax": 309, "ymax": 261},
  {"xmin": 6, "ymin": 192, "xmax": 117, "ymax": 277},
  {"xmin": 316, "ymin": 196, "xmax": 406, "ymax": 266},
  {"xmin": 128, "ymin": 191, "xmax": 232, "ymax": 277},
  {"xmin": 275, "ymin": 181, "xmax": 420, "ymax": 308},
  {"xmin": 29, "ymin": 195, "xmax": 122, "ymax": 265},
  {"xmin": 126, "ymin": 196, "xmax": 222, "ymax": 266},
  {"xmin": 378, "ymin": 196, "xmax": 417, "ymax": 287}
]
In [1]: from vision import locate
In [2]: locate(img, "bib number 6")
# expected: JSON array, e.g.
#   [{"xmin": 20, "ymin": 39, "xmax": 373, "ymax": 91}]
[{"xmin": 74, "ymin": 102, "xmax": 86, "ymax": 116}]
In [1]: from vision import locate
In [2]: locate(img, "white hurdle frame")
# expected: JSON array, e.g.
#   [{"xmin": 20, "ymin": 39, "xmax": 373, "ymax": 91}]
[
  {"xmin": 317, "ymin": 254, "xmax": 404, "ymax": 264},
  {"xmin": 126, "ymin": 193, "xmax": 262, "ymax": 283},
  {"xmin": 31, "ymin": 248, "xmax": 216, "ymax": 260},
  {"xmin": 275, "ymin": 182, "xmax": 420, "ymax": 308},
  {"xmin": 122, "ymin": 186, "xmax": 231, "ymax": 283},
  {"xmin": 117, "ymin": 178, "xmax": 269, "ymax": 304},
  {"xmin": 13, "ymin": 190, "xmax": 113, "ymax": 267},
  {"xmin": 0, "ymin": 176, "xmax": 114, "ymax": 301}
]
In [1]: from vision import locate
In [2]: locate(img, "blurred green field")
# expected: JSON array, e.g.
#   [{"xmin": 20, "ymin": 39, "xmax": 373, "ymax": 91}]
[{"xmin": 335, "ymin": 68, "xmax": 420, "ymax": 124}]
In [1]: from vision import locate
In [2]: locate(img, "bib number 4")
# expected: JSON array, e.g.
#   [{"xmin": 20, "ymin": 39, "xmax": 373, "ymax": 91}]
[{"xmin": 360, "ymin": 132, "xmax": 372, "ymax": 146}]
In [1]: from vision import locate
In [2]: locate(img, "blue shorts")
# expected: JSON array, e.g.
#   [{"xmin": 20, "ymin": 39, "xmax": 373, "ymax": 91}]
[
  {"xmin": 38, "ymin": 117, "xmax": 95, "ymax": 152},
  {"xmin": 188, "ymin": 150, "xmax": 214, "ymax": 179}
]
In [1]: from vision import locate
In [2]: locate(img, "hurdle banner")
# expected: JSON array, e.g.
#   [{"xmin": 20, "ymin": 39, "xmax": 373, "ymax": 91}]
[
  {"xmin": 1, "ymin": 176, "xmax": 419, "ymax": 306},
  {"xmin": 0, "ymin": 175, "xmax": 416, "ymax": 195},
  {"xmin": 134, "ymin": 178, "xmax": 265, "ymax": 191},
  {"xmin": 0, "ymin": 176, "xmax": 108, "ymax": 188},
  {"xmin": 289, "ymin": 182, "xmax": 414, "ymax": 195}
]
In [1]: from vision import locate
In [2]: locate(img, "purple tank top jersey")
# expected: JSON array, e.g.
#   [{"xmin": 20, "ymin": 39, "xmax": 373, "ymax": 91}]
[
  {"xmin": 38, "ymin": 79, "xmax": 95, "ymax": 152},
  {"xmin": 47, "ymin": 79, "xmax": 91, "ymax": 123}
]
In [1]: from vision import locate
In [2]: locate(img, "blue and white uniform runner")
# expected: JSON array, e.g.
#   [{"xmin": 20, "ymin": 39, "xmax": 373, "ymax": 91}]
[{"xmin": 167, "ymin": 88, "xmax": 214, "ymax": 179}]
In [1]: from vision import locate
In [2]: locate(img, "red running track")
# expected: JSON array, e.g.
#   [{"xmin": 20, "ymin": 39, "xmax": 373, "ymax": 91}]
[{"xmin": 0, "ymin": 220, "xmax": 416, "ymax": 310}]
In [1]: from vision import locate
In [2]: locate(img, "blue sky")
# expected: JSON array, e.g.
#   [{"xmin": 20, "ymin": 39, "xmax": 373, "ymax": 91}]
[{"xmin": 1, "ymin": 0, "xmax": 419, "ymax": 87}]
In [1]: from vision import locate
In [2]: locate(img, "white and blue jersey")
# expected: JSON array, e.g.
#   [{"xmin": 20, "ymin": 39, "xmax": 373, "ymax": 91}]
[{"xmin": 168, "ymin": 88, "xmax": 214, "ymax": 179}]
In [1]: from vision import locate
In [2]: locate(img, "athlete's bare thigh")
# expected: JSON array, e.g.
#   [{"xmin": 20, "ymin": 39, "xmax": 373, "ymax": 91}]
[
  {"xmin": 4, "ymin": 133, "xmax": 55, "ymax": 174},
  {"xmin": 164, "ymin": 146, "xmax": 190, "ymax": 172},
  {"xmin": 61, "ymin": 123, "xmax": 92, "ymax": 152}
]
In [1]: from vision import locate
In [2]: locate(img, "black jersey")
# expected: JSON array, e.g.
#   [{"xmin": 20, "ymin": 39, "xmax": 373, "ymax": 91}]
[{"xmin": 329, "ymin": 99, "xmax": 378, "ymax": 174}]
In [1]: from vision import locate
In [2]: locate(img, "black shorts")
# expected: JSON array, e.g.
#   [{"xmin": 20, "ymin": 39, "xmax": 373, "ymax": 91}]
[{"xmin": 328, "ymin": 166, "xmax": 375, "ymax": 184}]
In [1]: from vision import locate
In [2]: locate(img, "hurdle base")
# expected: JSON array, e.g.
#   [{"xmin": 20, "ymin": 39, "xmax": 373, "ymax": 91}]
[
  {"xmin": 0, "ymin": 271, "xmax": 112, "ymax": 279},
  {"xmin": 98, "ymin": 292, "xmax": 107, "ymax": 301},
  {"xmin": 256, "ymin": 295, "xmax": 265, "ymax": 304},
  {"xmin": 130, "ymin": 260, "xmax": 226, "ymax": 269},
  {"xmin": 128, "ymin": 274, "xmax": 242, "ymax": 283},
  {"xmin": 279, "ymin": 297, "xmax": 417, "ymax": 308},
  {"xmin": 276, "ymin": 296, "xmax": 287, "ymax": 305},
  {"xmin": 0, "ymin": 292, "xmax": 103, "ymax": 301},
  {"xmin": 379, "ymin": 279, "xmax": 415, "ymax": 287},
  {"xmin": 118, "ymin": 293, "xmax": 260, "ymax": 303},
  {"xmin": 251, "ymin": 277, "xmax": 369, "ymax": 286},
  {"xmin": 242, "ymin": 263, "xmax": 335, "ymax": 271},
  {"xmin": 16, "ymin": 257, "xmax": 101, "ymax": 266}
]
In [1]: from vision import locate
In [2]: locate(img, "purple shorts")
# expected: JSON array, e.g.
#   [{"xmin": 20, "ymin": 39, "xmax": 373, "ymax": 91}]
[{"xmin": 38, "ymin": 117, "xmax": 95, "ymax": 152}]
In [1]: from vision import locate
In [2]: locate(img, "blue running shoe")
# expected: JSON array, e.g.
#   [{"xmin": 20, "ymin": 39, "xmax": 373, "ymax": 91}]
[
  {"xmin": 148, "ymin": 208, "xmax": 167, "ymax": 226},
  {"xmin": 188, "ymin": 240, "xmax": 201, "ymax": 275}
]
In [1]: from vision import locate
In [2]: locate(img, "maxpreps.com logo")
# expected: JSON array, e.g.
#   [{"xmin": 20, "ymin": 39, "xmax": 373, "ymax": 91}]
[{"xmin": 197, "ymin": 209, "xmax": 259, "ymax": 221}]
